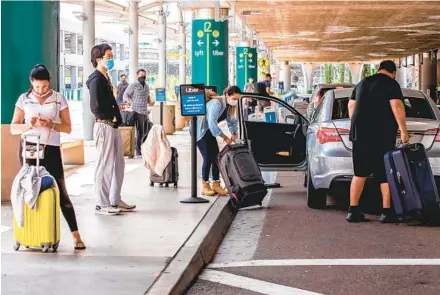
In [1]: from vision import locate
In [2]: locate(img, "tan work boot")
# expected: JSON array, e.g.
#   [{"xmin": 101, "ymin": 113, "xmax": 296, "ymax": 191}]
[
  {"xmin": 201, "ymin": 181, "xmax": 216, "ymax": 196},
  {"xmin": 211, "ymin": 181, "xmax": 229, "ymax": 196}
]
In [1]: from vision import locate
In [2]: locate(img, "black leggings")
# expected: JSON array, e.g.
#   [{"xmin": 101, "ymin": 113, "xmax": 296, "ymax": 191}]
[
  {"xmin": 20, "ymin": 143, "xmax": 78, "ymax": 232},
  {"xmin": 197, "ymin": 130, "xmax": 220, "ymax": 182}
]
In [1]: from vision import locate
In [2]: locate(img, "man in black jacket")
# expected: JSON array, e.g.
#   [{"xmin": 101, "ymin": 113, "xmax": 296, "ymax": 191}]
[{"xmin": 86, "ymin": 43, "xmax": 136, "ymax": 216}]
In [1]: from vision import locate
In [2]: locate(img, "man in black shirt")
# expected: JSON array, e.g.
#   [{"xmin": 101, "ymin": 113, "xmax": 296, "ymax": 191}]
[
  {"xmin": 115, "ymin": 73, "xmax": 128, "ymax": 105},
  {"xmin": 347, "ymin": 60, "xmax": 409, "ymax": 223}
]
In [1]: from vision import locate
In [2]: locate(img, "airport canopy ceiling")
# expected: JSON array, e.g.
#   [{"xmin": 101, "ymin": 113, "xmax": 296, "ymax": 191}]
[
  {"xmin": 233, "ymin": 0, "xmax": 440, "ymax": 62},
  {"xmin": 65, "ymin": 0, "xmax": 440, "ymax": 63}
]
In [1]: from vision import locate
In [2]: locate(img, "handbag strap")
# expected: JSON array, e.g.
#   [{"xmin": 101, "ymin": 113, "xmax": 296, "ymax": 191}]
[{"xmin": 40, "ymin": 91, "xmax": 60, "ymax": 153}]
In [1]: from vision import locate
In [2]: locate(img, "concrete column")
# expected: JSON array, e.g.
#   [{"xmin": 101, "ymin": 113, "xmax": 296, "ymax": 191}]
[
  {"xmin": 129, "ymin": 0, "xmax": 139, "ymax": 82},
  {"xmin": 158, "ymin": 6, "xmax": 167, "ymax": 89},
  {"xmin": 348, "ymin": 63, "xmax": 363, "ymax": 84},
  {"xmin": 119, "ymin": 44, "xmax": 125, "ymax": 61},
  {"xmin": 70, "ymin": 66, "xmax": 78, "ymax": 89},
  {"xmin": 302, "ymin": 63, "xmax": 315, "ymax": 92},
  {"xmin": 437, "ymin": 57, "xmax": 440, "ymax": 86},
  {"xmin": 395, "ymin": 66, "xmax": 407, "ymax": 88},
  {"xmin": 178, "ymin": 9, "xmax": 186, "ymax": 85},
  {"xmin": 281, "ymin": 61, "xmax": 291, "ymax": 93},
  {"xmin": 230, "ymin": 46, "xmax": 236, "ymax": 85},
  {"xmin": 82, "ymin": 0, "xmax": 95, "ymax": 140},
  {"xmin": 420, "ymin": 51, "xmax": 438, "ymax": 101}
]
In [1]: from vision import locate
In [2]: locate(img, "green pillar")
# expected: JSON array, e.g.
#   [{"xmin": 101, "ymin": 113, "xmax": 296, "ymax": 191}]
[
  {"xmin": 236, "ymin": 47, "xmax": 257, "ymax": 91},
  {"xmin": 192, "ymin": 19, "xmax": 228, "ymax": 93},
  {"xmin": 1, "ymin": 1, "xmax": 60, "ymax": 124}
]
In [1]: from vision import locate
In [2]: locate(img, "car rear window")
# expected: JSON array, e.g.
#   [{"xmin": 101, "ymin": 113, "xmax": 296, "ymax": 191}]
[
  {"xmin": 403, "ymin": 97, "xmax": 435, "ymax": 119},
  {"xmin": 332, "ymin": 97, "xmax": 436, "ymax": 120}
]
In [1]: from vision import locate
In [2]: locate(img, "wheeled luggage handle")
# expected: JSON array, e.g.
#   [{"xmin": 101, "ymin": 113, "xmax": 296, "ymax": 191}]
[{"xmin": 21, "ymin": 131, "xmax": 42, "ymax": 176}]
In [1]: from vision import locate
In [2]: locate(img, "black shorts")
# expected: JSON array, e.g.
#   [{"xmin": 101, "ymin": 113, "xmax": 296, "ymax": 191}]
[{"xmin": 352, "ymin": 139, "xmax": 395, "ymax": 183}]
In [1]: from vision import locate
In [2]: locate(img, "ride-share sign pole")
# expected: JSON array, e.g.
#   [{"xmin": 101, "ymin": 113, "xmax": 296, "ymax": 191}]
[
  {"xmin": 179, "ymin": 84, "xmax": 209, "ymax": 203},
  {"xmin": 155, "ymin": 88, "xmax": 167, "ymax": 126}
]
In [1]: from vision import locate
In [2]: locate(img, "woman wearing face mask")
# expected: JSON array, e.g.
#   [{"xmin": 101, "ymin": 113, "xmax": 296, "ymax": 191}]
[
  {"xmin": 10, "ymin": 64, "xmax": 86, "ymax": 250},
  {"xmin": 86, "ymin": 43, "xmax": 136, "ymax": 216},
  {"xmin": 195, "ymin": 86, "xmax": 242, "ymax": 196}
]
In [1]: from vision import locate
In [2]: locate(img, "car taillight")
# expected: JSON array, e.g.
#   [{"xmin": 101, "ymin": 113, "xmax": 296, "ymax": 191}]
[
  {"xmin": 426, "ymin": 128, "xmax": 440, "ymax": 142},
  {"xmin": 317, "ymin": 127, "xmax": 349, "ymax": 144}
]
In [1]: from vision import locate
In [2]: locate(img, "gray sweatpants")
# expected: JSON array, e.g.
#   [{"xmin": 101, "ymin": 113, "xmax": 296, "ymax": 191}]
[{"xmin": 94, "ymin": 122, "xmax": 125, "ymax": 207}]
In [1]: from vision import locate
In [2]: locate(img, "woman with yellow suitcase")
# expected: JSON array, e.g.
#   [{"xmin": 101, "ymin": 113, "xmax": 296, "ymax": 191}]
[{"xmin": 10, "ymin": 65, "xmax": 86, "ymax": 251}]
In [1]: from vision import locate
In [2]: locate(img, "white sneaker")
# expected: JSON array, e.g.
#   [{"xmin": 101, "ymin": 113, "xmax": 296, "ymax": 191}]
[
  {"xmin": 117, "ymin": 201, "xmax": 136, "ymax": 212},
  {"xmin": 95, "ymin": 205, "xmax": 121, "ymax": 216}
]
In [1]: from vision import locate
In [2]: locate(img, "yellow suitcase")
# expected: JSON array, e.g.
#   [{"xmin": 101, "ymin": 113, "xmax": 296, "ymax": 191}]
[{"xmin": 13, "ymin": 186, "xmax": 61, "ymax": 253}]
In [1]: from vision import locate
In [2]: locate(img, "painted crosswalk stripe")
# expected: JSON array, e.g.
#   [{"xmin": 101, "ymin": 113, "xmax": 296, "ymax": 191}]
[
  {"xmin": 200, "ymin": 269, "xmax": 323, "ymax": 295},
  {"xmin": 208, "ymin": 258, "xmax": 440, "ymax": 269}
]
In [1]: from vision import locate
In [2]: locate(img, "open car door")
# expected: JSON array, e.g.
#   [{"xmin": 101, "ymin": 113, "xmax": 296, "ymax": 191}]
[{"xmin": 238, "ymin": 94, "xmax": 309, "ymax": 171}]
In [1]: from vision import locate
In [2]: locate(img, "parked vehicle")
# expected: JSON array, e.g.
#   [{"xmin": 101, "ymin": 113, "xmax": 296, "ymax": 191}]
[
  {"xmin": 238, "ymin": 93, "xmax": 309, "ymax": 173},
  {"xmin": 306, "ymin": 88, "xmax": 440, "ymax": 209},
  {"xmin": 237, "ymin": 88, "xmax": 440, "ymax": 210},
  {"xmin": 305, "ymin": 84, "xmax": 355, "ymax": 104},
  {"xmin": 306, "ymin": 83, "xmax": 354, "ymax": 120}
]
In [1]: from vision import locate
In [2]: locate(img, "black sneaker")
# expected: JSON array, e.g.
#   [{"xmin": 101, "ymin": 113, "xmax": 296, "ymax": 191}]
[
  {"xmin": 346, "ymin": 206, "xmax": 366, "ymax": 223},
  {"xmin": 379, "ymin": 213, "xmax": 405, "ymax": 224}
]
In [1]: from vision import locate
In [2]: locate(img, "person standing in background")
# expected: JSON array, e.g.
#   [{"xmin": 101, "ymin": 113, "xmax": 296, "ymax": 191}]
[
  {"xmin": 262, "ymin": 73, "xmax": 274, "ymax": 96},
  {"xmin": 244, "ymin": 76, "xmax": 256, "ymax": 93},
  {"xmin": 123, "ymin": 69, "xmax": 154, "ymax": 157},
  {"xmin": 86, "ymin": 43, "xmax": 136, "ymax": 215},
  {"xmin": 115, "ymin": 73, "xmax": 128, "ymax": 105}
]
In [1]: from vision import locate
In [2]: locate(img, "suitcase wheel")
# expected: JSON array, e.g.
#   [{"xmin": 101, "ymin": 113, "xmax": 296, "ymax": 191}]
[
  {"xmin": 159, "ymin": 183, "xmax": 164, "ymax": 187},
  {"xmin": 25, "ymin": 246, "xmax": 30, "ymax": 249},
  {"xmin": 150, "ymin": 181, "xmax": 154, "ymax": 187},
  {"xmin": 165, "ymin": 183, "xmax": 169, "ymax": 188},
  {"xmin": 13, "ymin": 242, "xmax": 20, "ymax": 251},
  {"xmin": 174, "ymin": 183, "xmax": 178, "ymax": 188},
  {"xmin": 52, "ymin": 242, "xmax": 60, "ymax": 252},
  {"xmin": 42, "ymin": 244, "xmax": 50, "ymax": 253}
]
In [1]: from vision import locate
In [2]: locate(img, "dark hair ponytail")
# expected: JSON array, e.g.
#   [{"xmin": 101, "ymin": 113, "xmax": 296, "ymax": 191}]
[
  {"xmin": 225, "ymin": 85, "xmax": 242, "ymax": 96},
  {"xmin": 26, "ymin": 64, "xmax": 51, "ymax": 97}
]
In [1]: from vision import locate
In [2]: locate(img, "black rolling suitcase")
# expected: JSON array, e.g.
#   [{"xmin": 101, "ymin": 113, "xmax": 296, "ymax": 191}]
[
  {"xmin": 218, "ymin": 144, "xmax": 267, "ymax": 209},
  {"xmin": 384, "ymin": 143, "xmax": 440, "ymax": 224},
  {"xmin": 150, "ymin": 147, "xmax": 179, "ymax": 188}
]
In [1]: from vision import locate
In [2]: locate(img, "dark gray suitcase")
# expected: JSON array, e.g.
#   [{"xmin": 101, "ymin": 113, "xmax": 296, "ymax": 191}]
[
  {"xmin": 218, "ymin": 144, "xmax": 267, "ymax": 209},
  {"xmin": 150, "ymin": 147, "xmax": 179, "ymax": 188},
  {"xmin": 384, "ymin": 143, "xmax": 440, "ymax": 224}
]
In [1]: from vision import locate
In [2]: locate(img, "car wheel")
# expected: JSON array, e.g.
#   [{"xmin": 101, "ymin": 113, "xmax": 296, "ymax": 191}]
[{"xmin": 307, "ymin": 169, "xmax": 327, "ymax": 209}]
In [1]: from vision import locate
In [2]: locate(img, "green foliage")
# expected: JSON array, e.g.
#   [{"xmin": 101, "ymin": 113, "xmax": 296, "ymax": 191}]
[
  {"xmin": 361, "ymin": 64, "xmax": 372, "ymax": 79},
  {"xmin": 338, "ymin": 64, "xmax": 345, "ymax": 84},
  {"xmin": 348, "ymin": 69, "xmax": 353, "ymax": 84},
  {"xmin": 323, "ymin": 64, "xmax": 333, "ymax": 84},
  {"xmin": 148, "ymin": 74, "xmax": 191, "ymax": 102},
  {"xmin": 372, "ymin": 64, "xmax": 379, "ymax": 75}
]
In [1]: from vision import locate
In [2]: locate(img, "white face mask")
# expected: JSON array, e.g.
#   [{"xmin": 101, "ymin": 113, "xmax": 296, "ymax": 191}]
[{"xmin": 227, "ymin": 97, "xmax": 238, "ymax": 107}]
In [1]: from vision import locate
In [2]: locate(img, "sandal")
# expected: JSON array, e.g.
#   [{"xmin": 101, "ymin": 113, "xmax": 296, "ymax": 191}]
[{"xmin": 74, "ymin": 239, "xmax": 86, "ymax": 250}]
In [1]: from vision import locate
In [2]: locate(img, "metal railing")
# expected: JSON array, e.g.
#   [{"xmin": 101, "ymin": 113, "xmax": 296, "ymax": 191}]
[{"xmin": 61, "ymin": 88, "xmax": 83, "ymax": 101}]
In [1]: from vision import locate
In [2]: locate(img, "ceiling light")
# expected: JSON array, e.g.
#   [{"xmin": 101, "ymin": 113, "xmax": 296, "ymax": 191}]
[{"xmin": 242, "ymin": 11, "xmax": 262, "ymax": 16}]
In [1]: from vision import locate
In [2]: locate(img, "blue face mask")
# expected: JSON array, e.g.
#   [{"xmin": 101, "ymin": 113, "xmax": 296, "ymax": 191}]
[{"xmin": 105, "ymin": 59, "xmax": 114, "ymax": 71}]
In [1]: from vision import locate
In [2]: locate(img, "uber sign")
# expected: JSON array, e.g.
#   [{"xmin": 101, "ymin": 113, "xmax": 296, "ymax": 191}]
[{"xmin": 180, "ymin": 84, "xmax": 207, "ymax": 117}]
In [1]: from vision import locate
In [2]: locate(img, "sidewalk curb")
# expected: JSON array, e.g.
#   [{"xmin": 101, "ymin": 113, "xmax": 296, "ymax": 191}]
[{"xmin": 146, "ymin": 197, "xmax": 235, "ymax": 295}]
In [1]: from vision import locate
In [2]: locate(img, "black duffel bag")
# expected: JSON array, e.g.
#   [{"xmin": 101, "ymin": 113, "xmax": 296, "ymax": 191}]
[{"xmin": 120, "ymin": 111, "xmax": 137, "ymax": 126}]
